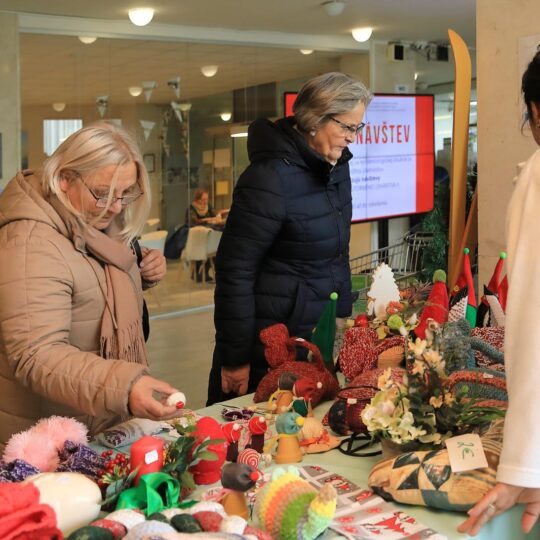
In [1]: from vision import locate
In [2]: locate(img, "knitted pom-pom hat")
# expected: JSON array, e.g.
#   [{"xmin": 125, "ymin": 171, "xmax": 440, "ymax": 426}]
[{"xmin": 248, "ymin": 416, "xmax": 267, "ymax": 435}]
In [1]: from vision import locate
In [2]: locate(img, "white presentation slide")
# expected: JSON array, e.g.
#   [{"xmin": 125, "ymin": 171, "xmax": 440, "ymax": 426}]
[{"xmin": 349, "ymin": 95, "xmax": 419, "ymax": 222}]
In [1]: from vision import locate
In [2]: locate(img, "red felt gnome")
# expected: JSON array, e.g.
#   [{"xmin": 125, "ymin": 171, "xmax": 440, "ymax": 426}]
[
  {"xmin": 246, "ymin": 416, "xmax": 267, "ymax": 454},
  {"xmin": 414, "ymin": 269, "xmax": 449, "ymax": 339},
  {"xmin": 222, "ymin": 422, "xmax": 242, "ymax": 463}
]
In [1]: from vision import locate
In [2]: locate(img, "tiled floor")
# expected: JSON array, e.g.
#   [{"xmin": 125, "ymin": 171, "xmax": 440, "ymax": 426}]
[{"xmin": 143, "ymin": 259, "xmax": 216, "ymax": 410}]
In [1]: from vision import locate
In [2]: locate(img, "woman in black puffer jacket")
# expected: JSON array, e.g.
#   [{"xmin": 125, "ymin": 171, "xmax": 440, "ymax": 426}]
[{"xmin": 207, "ymin": 72, "xmax": 372, "ymax": 405}]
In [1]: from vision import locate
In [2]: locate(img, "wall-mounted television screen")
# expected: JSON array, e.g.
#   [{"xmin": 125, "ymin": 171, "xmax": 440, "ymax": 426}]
[{"xmin": 284, "ymin": 92, "xmax": 434, "ymax": 223}]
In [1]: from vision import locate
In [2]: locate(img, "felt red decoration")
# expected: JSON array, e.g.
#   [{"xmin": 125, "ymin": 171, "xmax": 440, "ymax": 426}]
[
  {"xmin": 222, "ymin": 422, "xmax": 242, "ymax": 463},
  {"xmin": 188, "ymin": 417, "xmax": 227, "ymax": 485},
  {"xmin": 415, "ymin": 269, "xmax": 449, "ymax": 339},
  {"xmin": 246, "ymin": 416, "xmax": 267, "ymax": 454},
  {"xmin": 0, "ymin": 482, "xmax": 62, "ymax": 540},
  {"xmin": 254, "ymin": 324, "xmax": 339, "ymax": 405},
  {"xmin": 293, "ymin": 378, "xmax": 322, "ymax": 401}
]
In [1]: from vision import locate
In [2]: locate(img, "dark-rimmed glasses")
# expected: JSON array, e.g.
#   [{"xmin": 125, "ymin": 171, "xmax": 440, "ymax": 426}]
[
  {"xmin": 330, "ymin": 116, "xmax": 366, "ymax": 136},
  {"xmin": 71, "ymin": 172, "xmax": 143, "ymax": 208}
]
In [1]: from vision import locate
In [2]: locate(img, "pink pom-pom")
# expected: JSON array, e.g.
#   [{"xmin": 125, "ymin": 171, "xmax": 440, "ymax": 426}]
[
  {"xmin": 3, "ymin": 416, "xmax": 88, "ymax": 472},
  {"xmin": 3, "ymin": 430, "xmax": 58, "ymax": 471},
  {"xmin": 32, "ymin": 416, "xmax": 88, "ymax": 451}
]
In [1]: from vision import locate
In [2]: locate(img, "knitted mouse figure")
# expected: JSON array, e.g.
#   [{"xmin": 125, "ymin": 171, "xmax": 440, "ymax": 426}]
[
  {"xmin": 222, "ymin": 422, "xmax": 242, "ymax": 463},
  {"xmin": 220, "ymin": 462, "xmax": 260, "ymax": 520},
  {"xmin": 246, "ymin": 417, "xmax": 267, "ymax": 454}
]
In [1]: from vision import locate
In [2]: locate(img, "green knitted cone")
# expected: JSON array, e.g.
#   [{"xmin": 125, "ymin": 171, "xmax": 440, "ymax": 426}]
[{"xmin": 312, "ymin": 292, "xmax": 338, "ymax": 373}]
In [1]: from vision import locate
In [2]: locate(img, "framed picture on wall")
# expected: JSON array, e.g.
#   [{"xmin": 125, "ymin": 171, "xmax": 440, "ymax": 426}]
[{"xmin": 143, "ymin": 153, "xmax": 155, "ymax": 173}]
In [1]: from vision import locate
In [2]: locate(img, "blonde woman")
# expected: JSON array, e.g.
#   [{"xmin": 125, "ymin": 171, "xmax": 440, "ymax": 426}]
[{"xmin": 0, "ymin": 123, "xmax": 180, "ymax": 448}]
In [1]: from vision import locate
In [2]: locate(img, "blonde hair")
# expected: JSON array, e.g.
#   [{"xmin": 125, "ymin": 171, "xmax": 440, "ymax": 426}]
[
  {"xmin": 293, "ymin": 72, "xmax": 373, "ymax": 133},
  {"xmin": 41, "ymin": 122, "xmax": 150, "ymax": 243}
]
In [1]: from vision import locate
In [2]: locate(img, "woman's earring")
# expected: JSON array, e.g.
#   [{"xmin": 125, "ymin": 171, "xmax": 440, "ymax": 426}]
[{"xmin": 310, "ymin": 130, "xmax": 316, "ymax": 137}]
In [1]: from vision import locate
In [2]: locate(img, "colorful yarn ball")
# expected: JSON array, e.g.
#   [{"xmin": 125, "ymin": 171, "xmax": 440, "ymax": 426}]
[
  {"xmin": 193, "ymin": 510, "xmax": 223, "ymax": 532},
  {"xmin": 237, "ymin": 448, "xmax": 260, "ymax": 469},
  {"xmin": 123, "ymin": 520, "xmax": 175, "ymax": 539},
  {"xmin": 106, "ymin": 509, "xmax": 146, "ymax": 530},
  {"xmin": 90, "ymin": 518, "xmax": 127, "ymax": 539},
  {"xmin": 171, "ymin": 513, "xmax": 203, "ymax": 533}
]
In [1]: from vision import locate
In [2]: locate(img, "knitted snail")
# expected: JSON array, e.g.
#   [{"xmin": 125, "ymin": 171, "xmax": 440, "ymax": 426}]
[{"xmin": 254, "ymin": 466, "xmax": 336, "ymax": 540}]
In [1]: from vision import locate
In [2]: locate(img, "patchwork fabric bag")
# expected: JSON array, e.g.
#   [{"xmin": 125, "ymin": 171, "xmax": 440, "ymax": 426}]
[
  {"xmin": 254, "ymin": 324, "xmax": 340, "ymax": 405},
  {"xmin": 368, "ymin": 419, "xmax": 504, "ymax": 512}
]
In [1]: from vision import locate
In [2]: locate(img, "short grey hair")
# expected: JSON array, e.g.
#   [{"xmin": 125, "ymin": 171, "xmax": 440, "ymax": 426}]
[{"xmin": 293, "ymin": 72, "xmax": 373, "ymax": 133}]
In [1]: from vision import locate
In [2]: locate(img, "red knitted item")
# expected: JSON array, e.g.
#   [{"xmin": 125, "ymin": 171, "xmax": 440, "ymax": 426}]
[
  {"xmin": 338, "ymin": 326, "xmax": 405, "ymax": 380},
  {"xmin": 254, "ymin": 324, "xmax": 339, "ymax": 405},
  {"xmin": 0, "ymin": 482, "xmax": 62, "ymax": 540}
]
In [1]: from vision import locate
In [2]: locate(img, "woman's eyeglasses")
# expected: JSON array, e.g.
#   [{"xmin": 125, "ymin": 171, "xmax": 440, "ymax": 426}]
[
  {"xmin": 70, "ymin": 172, "xmax": 143, "ymax": 208},
  {"xmin": 330, "ymin": 117, "xmax": 366, "ymax": 136}
]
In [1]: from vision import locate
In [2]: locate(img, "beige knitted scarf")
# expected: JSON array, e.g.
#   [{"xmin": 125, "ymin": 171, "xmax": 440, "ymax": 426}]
[{"xmin": 48, "ymin": 195, "xmax": 148, "ymax": 367}]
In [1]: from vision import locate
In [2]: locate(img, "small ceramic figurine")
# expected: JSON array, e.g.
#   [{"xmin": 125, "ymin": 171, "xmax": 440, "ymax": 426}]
[
  {"xmin": 246, "ymin": 416, "xmax": 267, "ymax": 454},
  {"xmin": 220, "ymin": 462, "xmax": 260, "ymax": 519},
  {"xmin": 222, "ymin": 422, "xmax": 242, "ymax": 462},
  {"xmin": 274, "ymin": 412, "xmax": 305, "ymax": 464},
  {"xmin": 267, "ymin": 372, "xmax": 298, "ymax": 414}
]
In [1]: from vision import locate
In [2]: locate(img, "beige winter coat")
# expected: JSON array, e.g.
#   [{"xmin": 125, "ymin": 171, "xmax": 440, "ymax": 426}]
[{"xmin": 0, "ymin": 172, "xmax": 149, "ymax": 448}]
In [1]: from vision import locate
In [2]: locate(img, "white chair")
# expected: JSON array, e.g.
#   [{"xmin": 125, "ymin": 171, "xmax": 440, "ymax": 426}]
[
  {"xmin": 139, "ymin": 230, "xmax": 167, "ymax": 251},
  {"xmin": 142, "ymin": 217, "xmax": 161, "ymax": 235},
  {"xmin": 182, "ymin": 226, "xmax": 222, "ymax": 283},
  {"xmin": 139, "ymin": 230, "xmax": 168, "ymax": 305}
]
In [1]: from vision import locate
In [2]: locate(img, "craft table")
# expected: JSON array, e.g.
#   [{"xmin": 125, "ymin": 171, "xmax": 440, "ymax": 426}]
[{"xmin": 196, "ymin": 394, "xmax": 540, "ymax": 540}]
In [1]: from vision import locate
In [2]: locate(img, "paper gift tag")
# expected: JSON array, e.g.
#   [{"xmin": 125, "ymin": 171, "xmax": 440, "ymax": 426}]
[
  {"xmin": 145, "ymin": 449, "xmax": 159, "ymax": 465},
  {"xmin": 445, "ymin": 433, "xmax": 488, "ymax": 473}
]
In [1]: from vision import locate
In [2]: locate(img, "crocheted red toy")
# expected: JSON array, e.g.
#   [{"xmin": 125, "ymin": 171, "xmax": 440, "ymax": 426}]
[
  {"xmin": 222, "ymin": 422, "xmax": 242, "ymax": 462},
  {"xmin": 188, "ymin": 417, "xmax": 227, "ymax": 485},
  {"xmin": 254, "ymin": 324, "xmax": 339, "ymax": 406},
  {"xmin": 246, "ymin": 416, "xmax": 267, "ymax": 454}
]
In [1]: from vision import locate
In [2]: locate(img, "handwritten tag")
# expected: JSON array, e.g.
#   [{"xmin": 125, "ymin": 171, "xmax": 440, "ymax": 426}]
[
  {"xmin": 445, "ymin": 433, "xmax": 488, "ymax": 473},
  {"xmin": 144, "ymin": 449, "xmax": 159, "ymax": 465}
]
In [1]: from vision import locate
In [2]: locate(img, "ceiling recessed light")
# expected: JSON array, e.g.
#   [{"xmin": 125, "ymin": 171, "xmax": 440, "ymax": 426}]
[
  {"xmin": 300, "ymin": 49, "xmax": 314, "ymax": 55},
  {"xmin": 52, "ymin": 102, "xmax": 66, "ymax": 112},
  {"xmin": 322, "ymin": 1, "xmax": 346, "ymax": 16},
  {"xmin": 201, "ymin": 65, "xmax": 218, "ymax": 78},
  {"xmin": 128, "ymin": 8, "xmax": 154, "ymax": 26},
  {"xmin": 351, "ymin": 27, "xmax": 373, "ymax": 43},
  {"xmin": 78, "ymin": 36, "xmax": 97, "ymax": 45},
  {"xmin": 220, "ymin": 112, "xmax": 232, "ymax": 122},
  {"xmin": 128, "ymin": 86, "xmax": 143, "ymax": 97}
]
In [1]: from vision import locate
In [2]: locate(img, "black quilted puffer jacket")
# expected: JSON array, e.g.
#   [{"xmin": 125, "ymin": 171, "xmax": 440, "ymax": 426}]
[{"xmin": 212, "ymin": 116, "xmax": 353, "ymax": 389}]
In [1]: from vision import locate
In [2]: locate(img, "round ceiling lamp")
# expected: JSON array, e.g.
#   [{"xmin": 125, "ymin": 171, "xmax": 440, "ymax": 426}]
[
  {"xmin": 178, "ymin": 102, "xmax": 192, "ymax": 112},
  {"xmin": 300, "ymin": 49, "xmax": 314, "ymax": 55},
  {"xmin": 128, "ymin": 86, "xmax": 143, "ymax": 97},
  {"xmin": 128, "ymin": 8, "xmax": 155, "ymax": 26},
  {"xmin": 322, "ymin": 1, "xmax": 345, "ymax": 16},
  {"xmin": 78, "ymin": 36, "xmax": 97, "ymax": 44},
  {"xmin": 52, "ymin": 102, "xmax": 66, "ymax": 112},
  {"xmin": 201, "ymin": 65, "xmax": 218, "ymax": 78},
  {"xmin": 351, "ymin": 27, "xmax": 373, "ymax": 42},
  {"xmin": 220, "ymin": 112, "xmax": 232, "ymax": 122}
]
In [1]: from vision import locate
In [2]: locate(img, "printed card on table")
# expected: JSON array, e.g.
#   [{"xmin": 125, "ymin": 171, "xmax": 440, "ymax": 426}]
[{"xmin": 298, "ymin": 465, "xmax": 447, "ymax": 540}]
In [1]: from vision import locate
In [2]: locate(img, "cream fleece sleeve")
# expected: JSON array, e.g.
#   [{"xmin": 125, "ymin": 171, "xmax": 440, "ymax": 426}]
[{"xmin": 498, "ymin": 148, "xmax": 540, "ymax": 487}]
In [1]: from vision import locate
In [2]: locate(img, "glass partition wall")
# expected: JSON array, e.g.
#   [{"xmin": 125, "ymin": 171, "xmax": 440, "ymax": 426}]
[{"xmin": 20, "ymin": 33, "xmax": 342, "ymax": 314}]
